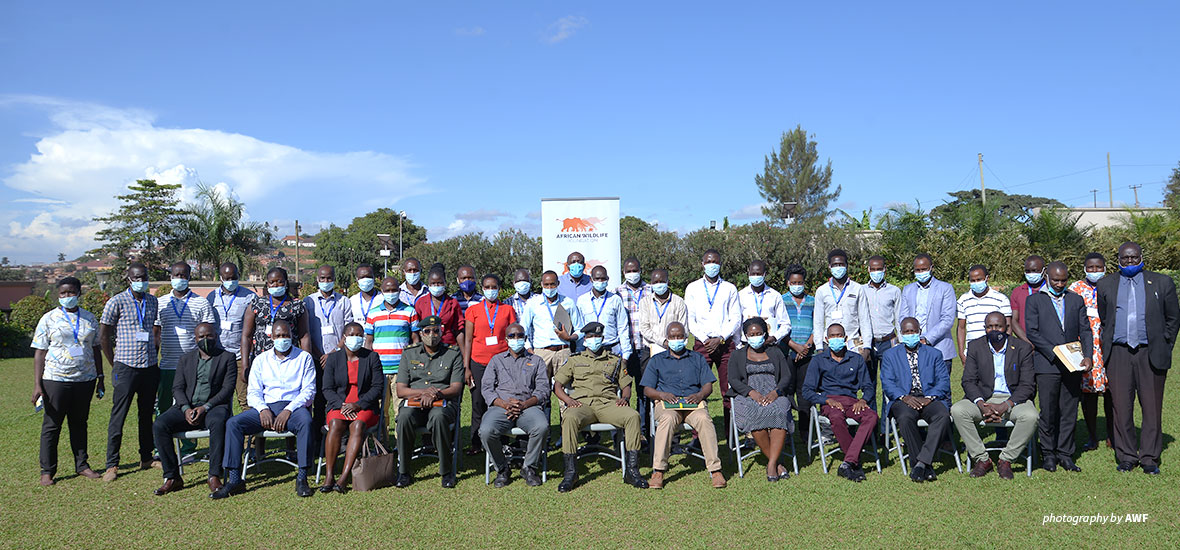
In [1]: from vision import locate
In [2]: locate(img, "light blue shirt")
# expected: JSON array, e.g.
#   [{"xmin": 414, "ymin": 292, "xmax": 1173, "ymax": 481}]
[
  {"xmin": 207, "ymin": 285, "xmax": 254, "ymax": 358},
  {"xmin": 915, "ymin": 284, "xmax": 930, "ymax": 329},
  {"xmin": 990, "ymin": 344, "xmax": 1010, "ymax": 397},
  {"xmin": 521, "ymin": 293, "xmax": 585, "ymax": 349},
  {"xmin": 557, "ymin": 273, "xmax": 592, "ymax": 303},
  {"xmin": 304, "ymin": 291, "xmax": 352, "ymax": 355},
  {"xmin": 576, "ymin": 290, "xmax": 632, "ymax": 359}
]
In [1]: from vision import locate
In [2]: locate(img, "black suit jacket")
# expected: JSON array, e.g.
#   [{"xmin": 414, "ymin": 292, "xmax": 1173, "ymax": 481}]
[
  {"xmin": 1025, "ymin": 291, "xmax": 1093, "ymax": 375},
  {"xmin": 962, "ymin": 337, "xmax": 1036, "ymax": 404},
  {"xmin": 173, "ymin": 348, "xmax": 237, "ymax": 410},
  {"xmin": 322, "ymin": 348, "xmax": 383, "ymax": 411},
  {"xmin": 1096, "ymin": 270, "xmax": 1180, "ymax": 370}
]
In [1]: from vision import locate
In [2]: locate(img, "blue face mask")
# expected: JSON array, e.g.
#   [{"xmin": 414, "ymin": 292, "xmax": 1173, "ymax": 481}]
[
  {"xmin": 542, "ymin": 287, "xmax": 558, "ymax": 298},
  {"xmin": 459, "ymin": 280, "xmax": 477, "ymax": 294},
  {"xmin": 668, "ymin": 339, "xmax": 687, "ymax": 352},
  {"xmin": 514, "ymin": 281, "xmax": 531, "ymax": 296},
  {"xmin": 404, "ymin": 271, "xmax": 421, "ymax": 286},
  {"xmin": 830, "ymin": 265, "xmax": 847, "ymax": 279},
  {"xmin": 357, "ymin": 277, "xmax": 375, "ymax": 292},
  {"xmin": 592, "ymin": 280, "xmax": 608, "ymax": 292},
  {"xmin": 483, "ymin": 288, "xmax": 499, "ymax": 301},
  {"xmin": 129, "ymin": 280, "xmax": 150, "ymax": 293},
  {"xmin": 318, "ymin": 281, "xmax": 335, "ymax": 293},
  {"xmin": 344, "ymin": 335, "xmax": 364, "ymax": 351},
  {"xmin": 869, "ymin": 270, "xmax": 885, "ymax": 284},
  {"xmin": 651, "ymin": 282, "xmax": 669, "ymax": 295},
  {"xmin": 268, "ymin": 285, "xmax": 286, "ymax": 297},
  {"xmin": 914, "ymin": 270, "xmax": 932, "ymax": 284},
  {"xmin": 1119, "ymin": 261, "xmax": 1144, "ymax": 278},
  {"xmin": 171, "ymin": 278, "xmax": 189, "ymax": 292},
  {"xmin": 1085, "ymin": 271, "xmax": 1104, "ymax": 283},
  {"xmin": 568, "ymin": 263, "xmax": 584, "ymax": 278},
  {"xmin": 1025, "ymin": 270, "xmax": 1045, "ymax": 285},
  {"xmin": 703, "ymin": 263, "xmax": 721, "ymax": 278},
  {"xmin": 900, "ymin": 333, "xmax": 921, "ymax": 348},
  {"xmin": 429, "ymin": 285, "xmax": 447, "ymax": 297},
  {"xmin": 788, "ymin": 284, "xmax": 805, "ymax": 296},
  {"xmin": 827, "ymin": 337, "xmax": 846, "ymax": 352},
  {"xmin": 747, "ymin": 334, "xmax": 766, "ymax": 349},
  {"xmin": 222, "ymin": 279, "xmax": 239, "ymax": 291},
  {"xmin": 970, "ymin": 280, "xmax": 989, "ymax": 294},
  {"xmin": 507, "ymin": 338, "xmax": 526, "ymax": 353},
  {"xmin": 382, "ymin": 291, "xmax": 399, "ymax": 305},
  {"xmin": 1048, "ymin": 285, "xmax": 1065, "ymax": 297},
  {"xmin": 59, "ymin": 296, "xmax": 79, "ymax": 309},
  {"xmin": 272, "ymin": 337, "xmax": 293, "ymax": 353},
  {"xmin": 584, "ymin": 337, "xmax": 603, "ymax": 352},
  {"xmin": 748, "ymin": 275, "xmax": 765, "ymax": 287}
]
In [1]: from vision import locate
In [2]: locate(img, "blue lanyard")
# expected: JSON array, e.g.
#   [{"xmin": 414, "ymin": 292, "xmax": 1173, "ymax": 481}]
[
  {"xmin": 655, "ymin": 296, "xmax": 671, "ymax": 322},
  {"xmin": 753, "ymin": 289, "xmax": 765, "ymax": 317},
  {"xmin": 829, "ymin": 281, "xmax": 848, "ymax": 306},
  {"xmin": 218, "ymin": 289, "xmax": 238, "ymax": 319},
  {"xmin": 592, "ymin": 293, "xmax": 608, "ymax": 321},
  {"xmin": 430, "ymin": 296, "xmax": 442, "ymax": 317},
  {"xmin": 484, "ymin": 300, "xmax": 500, "ymax": 332},
  {"xmin": 704, "ymin": 279, "xmax": 722, "ymax": 310},
  {"xmin": 61, "ymin": 307, "xmax": 81, "ymax": 344},
  {"xmin": 170, "ymin": 292, "xmax": 191, "ymax": 320},
  {"xmin": 131, "ymin": 290, "xmax": 147, "ymax": 329},
  {"xmin": 318, "ymin": 294, "xmax": 337, "ymax": 321},
  {"xmin": 544, "ymin": 297, "xmax": 557, "ymax": 322},
  {"xmin": 360, "ymin": 292, "xmax": 377, "ymax": 321},
  {"xmin": 1028, "ymin": 283, "xmax": 1041, "ymax": 297},
  {"xmin": 268, "ymin": 295, "xmax": 287, "ymax": 323}
]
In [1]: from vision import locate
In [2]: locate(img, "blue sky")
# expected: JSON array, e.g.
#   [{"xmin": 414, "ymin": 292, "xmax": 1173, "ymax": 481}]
[{"xmin": 2, "ymin": 1, "xmax": 1178, "ymax": 263}]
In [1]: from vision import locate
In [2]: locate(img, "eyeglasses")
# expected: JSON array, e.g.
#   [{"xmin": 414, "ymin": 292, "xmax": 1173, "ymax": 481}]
[
  {"xmin": 506, "ymin": 333, "xmax": 525, "ymax": 338},
  {"xmin": 420, "ymin": 328, "xmax": 441, "ymax": 335}
]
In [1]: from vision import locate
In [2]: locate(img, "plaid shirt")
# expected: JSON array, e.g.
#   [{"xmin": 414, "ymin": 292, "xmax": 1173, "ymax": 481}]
[
  {"xmin": 100, "ymin": 289, "xmax": 159, "ymax": 367},
  {"xmin": 614, "ymin": 282, "xmax": 649, "ymax": 352}
]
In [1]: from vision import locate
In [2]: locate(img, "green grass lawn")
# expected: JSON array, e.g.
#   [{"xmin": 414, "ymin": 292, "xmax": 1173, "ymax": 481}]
[{"xmin": 2, "ymin": 346, "xmax": 1178, "ymax": 548}]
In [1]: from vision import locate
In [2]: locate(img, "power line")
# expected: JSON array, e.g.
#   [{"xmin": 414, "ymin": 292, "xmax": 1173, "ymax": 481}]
[
  {"xmin": 1005, "ymin": 166, "xmax": 1106, "ymax": 189},
  {"xmin": 981, "ymin": 160, "xmax": 1010, "ymax": 190}
]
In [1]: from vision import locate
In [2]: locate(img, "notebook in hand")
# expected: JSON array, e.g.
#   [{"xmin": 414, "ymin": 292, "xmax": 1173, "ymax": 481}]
[
  {"xmin": 405, "ymin": 398, "xmax": 448, "ymax": 408},
  {"xmin": 1052, "ymin": 342, "xmax": 1087, "ymax": 372},
  {"xmin": 661, "ymin": 398, "xmax": 705, "ymax": 410}
]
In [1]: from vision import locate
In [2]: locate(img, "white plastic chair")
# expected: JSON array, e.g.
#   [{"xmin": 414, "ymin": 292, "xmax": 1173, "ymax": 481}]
[
  {"xmin": 483, "ymin": 426, "xmax": 549, "ymax": 484},
  {"xmin": 805, "ymin": 404, "xmax": 882, "ymax": 474},
  {"xmin": 171, "ymin": 429, "xmax": 210, "ymax": 476},
  {"xmin": 727, "ymin": 397, "xmax": 799, "ymax": 478},
  {"xmin": 561, "ymin": 385, "xmax": 625, "ymax": 477},
  {"xmin": 647, "ymin": 400, "xmax": 709, "ymax": 473},
  {"xmin": 396, "ymin": 398, "xmax": 463, "ymax": 477},
  {"xmin": 241, "ymin": 430, "xmax": 299, "ymax": 481},
  {"xmin": 954, "ymin": 419, "xmax": 1036, "ymax": 477}
]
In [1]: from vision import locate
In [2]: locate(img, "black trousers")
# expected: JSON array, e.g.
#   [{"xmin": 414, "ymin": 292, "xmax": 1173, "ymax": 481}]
[
  {"xmin": 788, "ymin": 351, "xmax": 813, "ymax": 433},
  {"xmin": 151, "ymin": 404, "xmax": 231, "ymax": 480},
  {"xmin": 40, "ymin": 379, "xmax": 96, "ymax": 477},
  {"xmin": 106, "ymin": 363, "xmax": 160, "ymax": 469},
  {"xmin": 628, "ymin": 348, "xmax": 651, "ymax": 436},
  {"xmin": 468, "ymin": 361, "xmax": 488, "ymax": 448},
  {"xmin": 1108, "ymin": 344, "xmax": 1167, "ymax": 468},
  {"xmin": 1036, "ymin": 371, "xmax": 1083, "ymax": 461},
  {"xmin": 889, "ymin": 399, "xmax": 950, "ymax": 467}
]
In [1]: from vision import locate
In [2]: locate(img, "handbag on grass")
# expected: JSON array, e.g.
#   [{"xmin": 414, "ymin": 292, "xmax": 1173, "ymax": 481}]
[{"xmin": 352, "ymin": 438, "xmax": 397, "ymax": 492}]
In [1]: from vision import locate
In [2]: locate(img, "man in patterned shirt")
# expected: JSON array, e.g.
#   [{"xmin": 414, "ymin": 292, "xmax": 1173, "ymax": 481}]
[
  {"xmin": 614, "ymin": 257, "xmax": 650, "ymax": 433},
  {"xmin": 155, "ymin": 261, "xmax": 215, "ymax": 459}
]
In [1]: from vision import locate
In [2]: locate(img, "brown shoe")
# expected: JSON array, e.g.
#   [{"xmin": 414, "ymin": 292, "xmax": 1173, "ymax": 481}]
[
  {"xmin": 153, "ymin": 478, "xmax": 184, "ymax": 496},
  {"xmin": 969, "ymin": 459, "xmax": 993, "ymax": 478},
  {"xmin": 648, "ymin": 470, "xmax": 664, "ymax": 489},
  {"xmin": 207, "ymin": 476, "xmax": 223, "ymax": 493},
  {"xmin": 78, "ymin": 468, "xmax": 102, "ymax": 479},
  {"xmin": 40, "ymin": 474, "xmax": 55, "ymax": 486},
  {"xmin": 997, "ymin": 459, "xmax": 1014, "ymax": 480},
  {"xmin": 102, "ymin": 467, "xmax": 118, "ymax": 482},
  {"xmin": 711, "ymin": 471, "xmax": 727, "ymax": 488}
]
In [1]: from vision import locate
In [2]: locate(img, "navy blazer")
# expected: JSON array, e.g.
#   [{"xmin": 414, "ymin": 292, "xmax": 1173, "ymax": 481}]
[
  {"xmin": 880, "ymin": 343, "xmax": 951, "ymax": 410},
  {"xmin": 1025, "ymin": 291, "xmax": 1093, "ymax": 375}
]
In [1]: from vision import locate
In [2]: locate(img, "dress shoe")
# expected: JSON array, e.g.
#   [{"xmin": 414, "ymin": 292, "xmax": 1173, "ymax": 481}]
[
  {"xmin": 1042, "ymin": 457, "xmax": 1058, "ymax": 472},
  {"xmin": 710, "ymin": 471, "xmax": 727, "ymax": 488},
  {"xmin": 332, "ymin": 483, "xmax": 348, "ymax": 494},
  {"xmin": 521, "ymin": 466, "xmax": 543, "ymax": 487},
  {"xmin": 1081, "ymin": 440, "xmax": 1099, "ymax": 452},
  {"xmin": 78, "ymin": 468, "xmax": 102, "ymax": 480},
  {"xmin": 1116, "ymin": 461, "xmax": 1137, "ymax": 473},
  {"xmin": 141, "ymin": 460, "xmax": 158, "ymax": 470},
  {"xmin": 318, "ymin": 483, "xmax": 335, "ymax": 493},
  {"xmin": 210, "ymin": 480, "xmax": 245, "ymax": 499},
  {"xmin": 1059, "ymin": 457, "xmax": 1081, "ymax": 472},
  {"xmin": 493, "ymin": 470, "xmax": 510, "ymax": 488},
  {"xmin": 909, "ymin": 463, "xmax": 927, "ymax": 483},
  {"xmin": 153, "ymin": 478, "xmax": 184, "ymax": 496},
  {"xmin": 925, "ymin": 466, "xmax": 937, "ymax": 482},
  {"xmin": 852, "ymin": 463, "xmax": 868, "ymax": 481},
  {"xmin": 207, "ymin": 476, "xmax": 223, "ymax": 493},
  {"xmin": 649, "ymin": 470, "xmax": 665, "ymax": 489},
  {"xmin": 970, "ymin": 459, "xmax": 993, "ymax": 478},
  {"xmin": 102, "ymin": 467, "xmax": 118, "ymax": 482},
  {"xmin": 441, "ymin": 473, "xmax": 457, "ymax": 488},
  {"xmin": 997, "ymin": 459, "xmax": 1014, "ymax": 480},
  {"xmin": 1143, "ymin": 464, "xmax": 1161, "ymax": 475},
  {"xmin": 394, "ymin": 473, "xmax": 413, "ymax": 488},
  {"xmin": 295, "ymin": 477, "xmax": 314, "ymax": 497},
  {"xmin": 837, "ymin": 462, "xmax": 860, "ymax": 482}
]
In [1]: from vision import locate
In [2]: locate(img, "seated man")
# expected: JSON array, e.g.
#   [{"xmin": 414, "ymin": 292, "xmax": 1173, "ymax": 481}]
[
  {"xmin": 951, "ymin": 311, "xmax": 1039, "ymax": 480},
  {"xmin": 480, "ymin": 322, "xmax": 551, "ymax": 488},
  {"xmin": 641, "ymin": 321, "xmax": 725, "ymax": 489},
  {"xmin": 554, "ymin": 322, "xmax": 647, "ymax": 492},
  {"xmin": 213, "ymin": 320, "xmax": 317, "ymax": 498},
  {"xmin": 801, "ymin": 323, "xmax": 878, "ymax": 482},
  {"xmin": 151, "ymin": 322, "xmax": 236, "ymax": 496},
  {"xmin": 880, "ymin": 317, "xmax": 951, "ymax": 483},
  {"xmin": 394, "ymin": 315, "xmax": 464, "ymax": 489}
]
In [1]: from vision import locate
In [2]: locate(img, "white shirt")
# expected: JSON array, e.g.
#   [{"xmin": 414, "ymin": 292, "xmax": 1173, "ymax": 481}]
[
  {"xmin": 684, "ymin": 277, "xmax": 741, "ymax": 342},
  {"xmin": 737, "ymin": 285, "xmax": 791, "ymax": 343},
  {"xmin": 812, "ymin": 278, "xmax": 873, "ymax": 352},
  {"xmin": 957, "ymin": 287, "xmax": 1013, "ymax": 343},
  {"xmin": 350, "ymin": 290, "xmax": 383, "ymax": 328},
  {"xmin": 247, "ymin": 347, "xmax": 316, "ymax": 412}
]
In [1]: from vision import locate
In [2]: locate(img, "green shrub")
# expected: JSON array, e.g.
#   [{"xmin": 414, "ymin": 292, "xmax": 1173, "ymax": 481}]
[
  {"xmin": 80, "ymin": 289, "xmax": 111, "ymax": 317},
  {"xmin": 0, "ymin": 321, "xmax": 33, "ymax": 358},
  {"xmin": 10, "ymin": 295, "xmax": 53, "ymax": 334}
]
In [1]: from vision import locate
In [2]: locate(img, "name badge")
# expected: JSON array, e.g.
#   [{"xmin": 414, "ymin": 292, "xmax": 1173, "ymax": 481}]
[
  {"xmin": 264, "ymin": 324, "xmax": 273, "ymax": 337},
  {"xmin": 321, "ymin": 325, "xmax": 335, "ymax": 335},
  {"xmin": 175, "ymin": 327, "xmax": 188, "ymax": 337},
  {"xmin": 485, "ymin": 336, "xmax": 498, "ymax": 346},
  {"xmin": 220, "ymin": 319, "xmax": 233, "ymax": 331},
  {"xmin": 831, "ymin": 310, "xmax": 844, "ymax": 320},
  {"xmin": 1087, "ymin": 307, "xmax": 1099, "ymax": 318},
  {"xmin": 135, "ymin": 331, "xmax": 151, "ymax": 342},
  {"xmin": 67, "ymin": 345, "xmax": 85, "ymax": 358}
]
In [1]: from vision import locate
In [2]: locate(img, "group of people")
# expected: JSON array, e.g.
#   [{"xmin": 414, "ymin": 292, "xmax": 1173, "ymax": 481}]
[{"xmin": 31, "ymin": 241, "xmax": 1177, "ymax": 497}]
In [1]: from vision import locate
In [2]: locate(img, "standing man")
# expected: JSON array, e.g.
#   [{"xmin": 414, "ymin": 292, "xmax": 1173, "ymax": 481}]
[
  {"xmin": 1011, "ymin": 255, "xmax": 1048, "ymax": 344},
  {"xmin": 1097, "ymin": 242, "xmax": 1179, "ymax": 475},
  {"xmin": 558, "ymin": 251, "xmax": 593, "ymax": 302},
  {"xmin": 738, "ymin": 260, "xmax": 791, "ymax": 347},
  {"xmin": 452, "ymin": 264, "xmax": 483, "ymax": 317},
  {"xmin": 813, "ymin": 249, "xmax": 873, "ymax": 361},
  {"xmin": 955, "ymin": 264, "xmax": 1012, "ymax": 364},
  {"xmin": 577, "ymin": 265, "xmax": 632, "ymax": 361},
  {"xmin": 207, "ymin": 262, "xmax": 253, "ymax": 369},
  {"xmin": 685, "ymin": 249, "xmax": 741, "ymax": 440},
  {"xmin": 521, "ymin": 271, "xmax": 584, "ymax": 376},
  {"xmin": 1026, "ymin": 261, "xmax": 1092, "ymax": 472},
  {"xmin": 615, "ymin": 257, "xmax": 650, "ymax": 426},
  {"xmin": 394, "ymin": 316, "xmax": 465, "ymax": 489},
  {"xmin": 862, "ymin": 255, "xmax": 900, "ymax": 384},
  {"xmin": 898, "ymin": 253, "xmax": 956, "ymax": 374},
  {"xmin": 363, "ymin": 276, "xmax": 421, "ymax": 443},
  {"xmin": 155, "ymin": 261, "xmax": 215, "ymax": 459},
  {"xmin": 349, "ymin": 264, "xmax": 381, "ymax": 328},
  {"xmin": 507, "ymin": 268, "xmax": 533, "ymax": 320},
  {"xmin": 304, "ymin": 264, "xmax": 352, "ymax": 446},
  {"xmin": 783, "ymin": 264, "xmax": 817, "ymax": 438},
  {"xmin": 398, "ymin": 258, "xmax": 427, "ymax": 308},
  {"xmin": 98, "ymin": 263, "xmax": 160, "ymax": 479},
  {"xmin": 416, "ymin": 266, "xmax": 463, "ymax": 346}
]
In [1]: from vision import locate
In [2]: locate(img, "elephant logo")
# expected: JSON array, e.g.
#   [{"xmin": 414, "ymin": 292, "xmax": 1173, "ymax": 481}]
[{"xmin": 557, "ymin": 217, "xmax": 605, "ymax": 232}]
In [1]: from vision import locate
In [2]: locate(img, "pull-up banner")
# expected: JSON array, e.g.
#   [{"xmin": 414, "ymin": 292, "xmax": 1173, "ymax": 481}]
[{"xmin": 541, "ymin": 197, "xmax": 621, "ymax": 289}]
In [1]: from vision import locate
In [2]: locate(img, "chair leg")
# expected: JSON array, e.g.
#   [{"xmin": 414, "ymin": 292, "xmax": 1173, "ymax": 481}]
[
  {"xmin": 812, "ymin": 407, "xmax": 829, "ymax": 474},
  {"xmin": 175, "ymin": 437, "xmax": 183, "ymax": 477},
  {"xmin": 949, "ymin": 422, "xmax": 963, "ymax": 473},
  {"xmin": 892, "ymin": 419, "xmax": 907, "ymax": 476}
]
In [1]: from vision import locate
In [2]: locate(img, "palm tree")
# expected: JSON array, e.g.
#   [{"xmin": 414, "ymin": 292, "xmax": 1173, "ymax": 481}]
[{"xmin": 169, "ymin": 184, "xmax": 273, "ymax": 278}]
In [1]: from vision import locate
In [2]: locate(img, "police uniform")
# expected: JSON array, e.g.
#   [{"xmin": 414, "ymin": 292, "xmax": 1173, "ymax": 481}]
[
  {"xmin": 555, "ymin": 350, "xmax": 642, "ymax": 453},
  {"xmin": 395, "ymin": 340, "xmax": 463, "ymax": 477}
]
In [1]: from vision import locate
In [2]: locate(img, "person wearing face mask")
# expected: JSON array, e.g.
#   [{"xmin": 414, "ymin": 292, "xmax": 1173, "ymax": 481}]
[
  {"xmin": 480, "ymin": 322, "xmax": 550, "ymax": 488},
  {"xmin": 520, "ymin": 271, "xmax": 584, "ymax": 377},
  {"xmin": 506, "ymin": 268, "xmax": 534, "ymax": 320},
  {"xmin": 414, "ymin": 267, "xmax": 462, "ymax": 347},
  {"xmin": 99, "ymin": 262, "xmax": 159, "ymax": 481},
  {"xmin": 614, "ymin": 258, "xmax": 649, "ymax": 415},
  {"xmin": 397, "ymin": 258, "xmax": 427, "ymax": 307},
  {"xmin": 33, "ymin": 277, "xmax": 104, "ymax": 486},
  {"xmin": 577, "ymin": 266, "xmax": 632, "ymax": 360},
  {"xmin": 206, "ymin": 262, "xmax": 253, "ymax": 362},
  {"xmin": 636, "ymin": 268, "xmax": 689, "ymax": 439},
  {"xmin": 952, "ymin": 312, "xmax": 1037, "ymax": 480},
  {"xmin": 240, "ymin": 267, "xmax": 311, "ymax": 412},
  {"xmin": 1025, "ymin": 261, "xmax": 1093, "ymax": 472},
  {"xmin": 395, "ymin": 316, "xmax": 465, "ymax": 489},
  {"xmin": 558, "ymin": 251, "xmax": 593, "ymax": 302},
  {"xmin": 685, "ymin": 249, "xmax": 742, "ymax": 443},
  {"xmin": 782, "ymin": 264, "xmax": 817, "ymax": 439},
  {"xmin": 861, "ymin": 256, "xmax": 900, "ymax": 382},
  {"xmin": 802, "ymin": 323, "xmax": 878, "ymax": 482},
  {"xmin": 319, "ymin": 322, "xmax": 383, "ymax": 493},
  {"xmin": 463, "ymin": 274, "xmax": 518, "ymax": 457},
  {"xmin": 726, "ymin": 318, "xmax": 794, "ymax": 482},
  {"xmin": 554, "ymin": 322, "xmax": 647, "ymax": 492},
  {"xmin": 880, "ymin": 317, "xmax": 951, "ymax": 483},
  {"xmin": 349, "ymin": 264, "xmax": 381, "ymax": 329},
  {"xmin": 364, "ymin": 275, "xmax": 421, "ymax": 444},
  {"xmin": 1010, "ymin": 255, "xmax": 1047, "ymax": 345},
  {"xmin": 452, "ymin": 264, "xmax": 484, "ymax": 316},
  {"xmin": 1067, "ymin": 253, "xmax": 1112, "ymax": 451},
  {"xmin": 154, "ymin": 261, "xmax": 216, "ymax": 463},
  {"xmin": 214, "ymin": 320, "xmax": 318, "ymax": 499},
  {"xmin": 738, "ymin": 260, "xmax": 791, "ymax": 349},
  {"xmin": 813, "ymin": 249, "xmax": 874, "ymax": 363},
  {"xmin": 644, "ymin": 321, "xmax": 726, "ymax": 489},
  {"xmin": 1096, "ymin": 241, "xmax": 1179, "ymax": 475},
  {"xmin": 955, "ymin": 264, "xmax": 1012, "ymax": 366},
  {"xmin": 898, "ymin": 253, "xmax": 957, "ymax": 375},
  {"xmin": 304, "ymin": 265, "xmax": 352, "ymax": 368},
  {"xmin": 150, "ymin": 322, "xmax": 236, "ymax": 496}
]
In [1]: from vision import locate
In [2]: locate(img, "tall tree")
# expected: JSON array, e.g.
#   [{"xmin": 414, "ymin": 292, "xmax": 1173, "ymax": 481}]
[
  {"xmin": 168, "ymin": 183, "xmax": 273, "ymax": 279},
  {"xmin": 930, "ymin": 189, "xmax": 1063, "ymax": 228},
  {"xmin": 90, "ymin": 179, "xmax": 182, "ymax": 276},
  {"xmin": 313, "ymin": 208, "xmax": 427, "ymax": 285},
  {"xmin": 755, "ymin": 125, "xmax": 839, "ymax": 223},
  {"xmin": 1164, "ymin": 161, "xmax": 1180, "ymax": 212}
]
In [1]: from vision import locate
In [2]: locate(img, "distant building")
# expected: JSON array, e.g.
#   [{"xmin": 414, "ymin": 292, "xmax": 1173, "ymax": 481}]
[
  {"xmin": 0, "ymin": 281, "xmax": 36, "ymax": 317},
  {"xmin": 281, "ymin": 235, "xmax": 317, "ymax": 248},
  {"xmin": 1032, "ymin": 207, "xmax": 1169, "ymax": 230}
]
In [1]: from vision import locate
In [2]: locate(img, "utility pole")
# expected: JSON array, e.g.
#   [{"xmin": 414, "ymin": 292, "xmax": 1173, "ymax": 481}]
[
  {"xmin": 978, "ymin": 153, "xmax": 986, "ymax": 205},
  {"xmin": 1107, "ymin": 152, "xmax": 1114, "ymax": 207},
  {"xmin": 294, "ymin": 220, "xmax": 301, "ymax": 284},
  {"xmin": 1091, "ymin": 189, "xmax": 1098, "ymax": 208},
  {"xmin": 1129, "ymin": 184, "xmax": 1142, "ymax": 208}
]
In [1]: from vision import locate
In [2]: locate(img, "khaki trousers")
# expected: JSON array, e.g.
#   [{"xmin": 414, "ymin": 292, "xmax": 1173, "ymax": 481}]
[
  {"xmin": 951, "ymin": 397, "xmax": 1039, "ymax": 463},
  {"xmin": 652, "ymin": 405, "xmax": 722, "ymax": 472}
]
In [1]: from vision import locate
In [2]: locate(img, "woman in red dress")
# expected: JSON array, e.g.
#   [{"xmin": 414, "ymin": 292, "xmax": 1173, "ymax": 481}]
[{"xmin": 320, "ymin": 322, "xmax": 383, "ymax": 492}]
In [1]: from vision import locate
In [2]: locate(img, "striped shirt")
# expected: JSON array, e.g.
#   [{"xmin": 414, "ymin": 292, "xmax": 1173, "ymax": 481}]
[
  {"xmin": 785, "ymin": 294, "xmax": 816, "ymax": 345},
  {"xmin": 506, "ymin": 292, "xmax": 533, "ymax": 321},
  {"xmin": 32, "ymin": 307, "xmax": 100, "ymax": 382},
  {"xmin": 100, "ymin": 289, "xmax": 159, "ymax": 368},
  {"xmin": 156, "ymin": 290, "xmax": 215, "ymax": 370},
  {"xmin": 956, "ymin": 287, "xmax": 1012, "ymax": 343},
  {"xmin": 614, "ymin": 282, "xmax": 649, "ymax": 353},
  {"xmin": 365, "ymin": 300, "xmax": 419, "ymax": 375}
]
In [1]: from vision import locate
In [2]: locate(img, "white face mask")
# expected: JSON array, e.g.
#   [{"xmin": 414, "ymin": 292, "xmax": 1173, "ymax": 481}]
[{"xmin": 625, "ymin": 272, "xmax": 641, "ymax": 285}]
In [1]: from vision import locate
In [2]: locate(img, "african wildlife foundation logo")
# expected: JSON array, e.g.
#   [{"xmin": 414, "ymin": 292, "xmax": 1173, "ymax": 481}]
[{"xmin": 555, "ymin": 216, "xmax": 609, "ymax": 240}]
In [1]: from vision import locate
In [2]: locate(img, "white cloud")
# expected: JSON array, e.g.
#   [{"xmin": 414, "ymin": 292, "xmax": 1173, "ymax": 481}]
[
  {"xmin": 455, "ymin": 208, "xmax": 512, "ymax": 221},
  {"xmin": 729, "ymin": 203, "xmax": 768, "ymax": 220},
  {"xmin": 455, "ymin": 26, "xmax": 485, "ymax": 36},
  {"xmin": 0, "ymin": 95, "xmax": 424, "ymax": 262},
  {"xmin": 525, "ymin": 210, "xmax": 541, "ymax": 220},
  {"xmin": 544, "ymin": 15, "xmax": 588, "ymax": 43}
]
